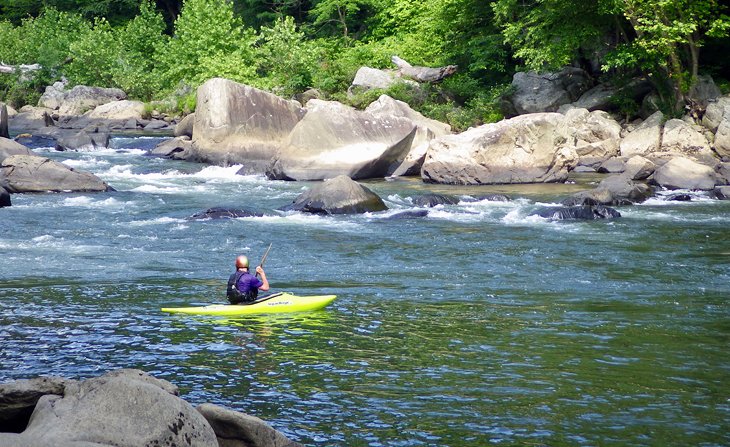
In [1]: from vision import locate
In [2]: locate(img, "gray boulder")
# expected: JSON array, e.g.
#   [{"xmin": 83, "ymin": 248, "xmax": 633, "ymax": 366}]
[
  {"xmin": 660, "ymin": 119, "xmax": 714, "ymax": 163},
  {"xmin": 714, "ymin": 185, "xmax": 730, "ymax": 199},
  {"xmin": 564, "ymin": 174, "xmax": 654, "ymax": 206},
  {"xmin": 365, "ymin": 95, "xmax": 450, "ymax": 177},
  {"xmin": 56, "ymin": 85, "xmax": 127, "ymax": 116},
  {"xmin": 0, "ymin": 376, "xmax": 73, "ymax": 433},
  {"xmin": 651, "ymin": 156, "xmax": 718, "ymax": 190},
  {"xmin": 55, "ymin": 129, "xmax": 110, "ymax": 151},
  {"xmin": 506, "ymin": 67, "xmax": 593, "ymax": 115},
  {"xmin": 191, "ymin": 78, "xmax": 305, "ymax": 171},
  {"xmin": 1, "ymin": 104, "xmax": 8, "ymax": 139},
  {"xmin": 714, "ymin": 113, "xmax": 730, "ymax": 160},
  {"xmin": 0, "ymin": 154, "xmax": 112, "ymax": 193},
  {"xmin": 151, "ymin": 136, "xmax": 194, "ymax": 160},
  {"xmin": 279, "ymin": 175, "xmax": 387, "ymax": 214},
  {"xmin": 0, "ymin": 369, "xmax": 217, "ymax": 447},
  {"xmin": 175, "ymin": 113, "xmax": 195, "ymax": 138},
  {"xmin": 562, "ymin": 108, "xmax": 621, "ymax": 167},
  {"xmin": 412, "ymin": 193, "xmax": 459, "ymax": 207},
  {"xmin": 86, "ymin": 100, "xmax": 145, "ymax": 122},
  {"xmin": 187, "ymin": 207, "xmax": 264, "ymax": 220},
  {"xmin": 597, "ymin": 157, "xmax": 627, "ymax": 174},
  {"xmin": 623, "ymin": 155, "xmax": 656, "ymax": 180},
  {"xmin": 688, "ymin": 75, "xmax": 722, "ymax": 107},
  {"xmin": 197, "ymin": 403, "xmax": 302, "ymax": 447},
  {"xmin": 268, "ymin": 99, "xmax": 416, "ymax": 181},
  {"xmin": 422, "ymin": 113, "xmax": 578, "ymax": 185},
  {"xmin": 0, "ymin": 138, "xmax": 33, "ymax": 163},
  {"xmin": 620, "ymin": 111, "xmax": 664, "ymax": 157},
  {"xmin": 701, "ymin": 96, "xmax": 730, "ymax": 133},
  {"xmin": 568, "ymin": 78, "xmax": 652, "ymax": 113},
  {"xmin": 0, "ymin": 186, "xmax": 9, "ymax": 207},
  {"xmin": 349, "ymin": 67, "xmax": 404, "ymax": 94}
]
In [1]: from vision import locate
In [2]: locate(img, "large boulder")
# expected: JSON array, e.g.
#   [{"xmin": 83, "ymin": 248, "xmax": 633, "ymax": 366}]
[
  {"xmin": 0, "ymin": 154, "xmax": 112, "ymax": 193},
  {"xmin": 620, "ymin": 111, "xmax": 664, "ymax": 157},
  {"xmin": 267, "ymin": 99, "xmax": 416, "ymax": 181},
  {"xmin": 86, "ymin": 100, "xmax": 145, "ymax": 122},
  {"xmin": 505, "ymin": 67, "xmax": 593, "ymax": 115},
  {"xmin": 422, "ymin": 113, "xmax": 578, "ymax": 185},
  {"xmin": 197, "ymin": 403, "xmax": 302, "ymax": 447},
  {"xmin": 659, "ymin": 119, "xmax": 714, "ymax": 163},
  {"xmin": 349, "ymin": 67, "xmax": 400, "ymax": 93},
  {"xmin": 0, "ymin": 138, "xmax": 33, "ymax": 163},
  {"xmin": 701, "ymin": 96, "xmax": 730, "ymax": 133},
  {"xmin": 0, "ymin": 369, "xmax": 218, "ymax": 447},
  {"xmin": 191, "ymin": 78, "xmax": 306, "ymax": 171},
  {"xmin": 562, "ymin": 108, "xmax": 621, "ymax": 166},
  {"xmin": 55, "ymin": 129, "xmax": 110, "ymax": 151},
  {"xmin": 56, "ymin": 85, "xmax": 127, "ymax": 116},
  {"xmin": 364, "ymin": 95, "xmax": 450, "ymax": 176},
  {"xmin": 567, "ymin": 78, "xmax": 652, "ymax": 113},
  {"xmin": 151, "ymin": 136, "xmax": 194, "ymax": 160},
  {"xmin": 651, "ymin": 156, "xmax": 718, "ymax": 190},
  {"xmin": 714, "ymin": 113, "xmax": 730, "ymax": 160},
  {"xmin": 564, "ymin": 174, "xmax": 654, "ymax": 206},
  {"xmin": 0, "ymin": 376, "xmax": 72, "ymax": 433},
  {"xmin": 1, "ymin": 104, "xmax": 9, "ymax": 139},
  {"xmin": 279, "ymin": 175, "xmax": 387, "ymax": 214},
  {"xmin": 175, "ymin": 113, "xmax": 195, "ymax": 138}
]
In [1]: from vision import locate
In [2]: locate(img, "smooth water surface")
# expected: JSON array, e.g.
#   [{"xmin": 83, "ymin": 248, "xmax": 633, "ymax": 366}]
[{"xmin": 1, "ymin": 135, "xmax": 729, "ymax": 446}]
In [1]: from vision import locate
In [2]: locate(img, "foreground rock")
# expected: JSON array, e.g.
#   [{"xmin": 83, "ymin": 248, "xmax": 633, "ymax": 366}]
[
  {"xmin": 192, "ymin": 78, "xmax": 306, "ymax": 171},
  {"xmin": 532, "ymin": 205, "xmax": 621, "ymax": 220},
  {"xmin": 268, "ymin": 99, "xmax": 416, "ymax": 180},
  {"xmin": 197, "ymin": 403, "xmax": 302, "ymax": 447},
  {"xmin": 564, "ymin": 174, "xmax": 654, "ymax": 206},
  {"xmin": 422, "ymin": 113, "xmax": 577, "ymax": 184},
  {"xmin": 280, "ymin": 175, "xmax": 387, "ymax": 214},
  {"xmin": 0, "ymin": 370, "xmax": 302, "ymax": 447},
  {"xmin": 0, "ymin": 154, "xmax": 112, "ymax": 193}
]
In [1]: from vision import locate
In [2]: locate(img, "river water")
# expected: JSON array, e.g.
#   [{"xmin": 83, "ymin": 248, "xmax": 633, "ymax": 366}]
[{"xmin": 1, "ymin": 134, "xmax": 729, "ymax": 446}]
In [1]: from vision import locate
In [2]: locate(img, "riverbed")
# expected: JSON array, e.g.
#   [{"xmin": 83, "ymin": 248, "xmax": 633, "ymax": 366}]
[{"xmin": 1, "ymin": 135, "xmax": 728, "ymax": 446}]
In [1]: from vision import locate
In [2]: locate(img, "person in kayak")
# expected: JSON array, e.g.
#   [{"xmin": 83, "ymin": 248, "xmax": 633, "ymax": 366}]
[{"xmin": 227, "ymin": 255, "xmax": 269, "ymax": 304}]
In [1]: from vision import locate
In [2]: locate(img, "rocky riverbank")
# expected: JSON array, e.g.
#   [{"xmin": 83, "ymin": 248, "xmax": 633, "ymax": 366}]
[
  {"xmin": 2, "ymin": 71, "xmax": 730, "ymax": 211},
  {"xmin": 0, "ymin": 369, "xmax": 301, "ymax": 447}
]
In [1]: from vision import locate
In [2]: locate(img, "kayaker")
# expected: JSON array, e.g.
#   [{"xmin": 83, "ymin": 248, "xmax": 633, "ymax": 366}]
[{"xmin": 226, "ymin": 255, "xmax": 270, "ymax": 304}]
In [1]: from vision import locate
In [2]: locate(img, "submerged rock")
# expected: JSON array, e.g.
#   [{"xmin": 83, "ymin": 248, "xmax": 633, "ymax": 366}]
[
  {"xmin": 412, "ymin": 193, "xmax": 459, "ymax": 207},
  {"xmin": 187, "ymin": 207, "xmax": 264, "ymax": 220},
  {"xmin": 532, "ymin": 205, "xmax": 621, "ymax": 220},
  {"xmin": 280, "ymin": 175, "xmax": 387, "ymax": 214}
]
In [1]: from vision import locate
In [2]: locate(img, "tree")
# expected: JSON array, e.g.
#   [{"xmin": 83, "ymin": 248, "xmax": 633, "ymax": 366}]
[{"xmin": 308, "ymin": 0, "xmax": 376, "ymax": 38}]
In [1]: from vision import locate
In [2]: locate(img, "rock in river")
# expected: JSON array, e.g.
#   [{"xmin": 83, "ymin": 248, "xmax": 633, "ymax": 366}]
[{"xmin": 280, "ymin": 175, "xmax": 387, "ymax": 214}]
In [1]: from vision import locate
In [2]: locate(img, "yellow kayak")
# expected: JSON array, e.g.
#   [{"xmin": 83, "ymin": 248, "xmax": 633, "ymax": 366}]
[{"xmin": 161, "ymin": 292, "xmax": 336, "ymax": 316}]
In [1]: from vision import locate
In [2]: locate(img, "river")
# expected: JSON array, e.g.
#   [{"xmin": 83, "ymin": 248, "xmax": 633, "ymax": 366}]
[{"xmin": 1, "ymin": 134, "xmax": 729, "ymax": 446}]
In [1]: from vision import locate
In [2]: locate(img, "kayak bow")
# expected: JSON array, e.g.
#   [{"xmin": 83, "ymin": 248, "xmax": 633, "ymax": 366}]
[{"xmin": 161, "ymin": 292, "xmax": 336, "ymax": 316}]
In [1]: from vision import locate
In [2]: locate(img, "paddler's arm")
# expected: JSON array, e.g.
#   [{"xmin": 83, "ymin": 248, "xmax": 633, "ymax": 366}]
[{"xmin": 255, "ymin": 266, "xmax": 270, "ymax": 291}]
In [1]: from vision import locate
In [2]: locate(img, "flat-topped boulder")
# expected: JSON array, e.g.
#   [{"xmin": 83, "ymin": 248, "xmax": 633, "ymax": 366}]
[
  {"xmin": 0, "ymin": 154, "xmax": 112, "ymax": 193},
  {"xmin": 268, "ymin": 99, "xmax": 416, "ymax": 181},
  {"xmin": 191, "ymin": 78, "xmax": 306, "ymax": 171},
  {"xmin": 0, "ymin": 138, "xmax": 33, "ymax": 163},
  {"xmin": 422, "ymin": 113, "xmax": 578, "ymax": 185},
  {"xmin": 651, "ymin": 156, "xmax": 719, "ymax": 190}
]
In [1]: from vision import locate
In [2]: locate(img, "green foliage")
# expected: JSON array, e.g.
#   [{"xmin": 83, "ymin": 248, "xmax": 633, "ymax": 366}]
[
  {"xmin": 156, "ymin": 0, "xmax": 257, "ymax": 91},
  {"xmin": 255, "ymin": 16, "xmax": 319, "ymax": 96}
]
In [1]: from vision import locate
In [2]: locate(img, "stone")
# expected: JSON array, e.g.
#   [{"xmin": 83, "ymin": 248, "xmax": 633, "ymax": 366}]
[
  {"xmin": 175, "ymin": 113, "xmax": 195, "ymax": 138},
  {"xmin": 268, "ymin": 99, "xmax": 416, "ymax": 181},
  {"xmin": 192, "ymin": 78, "xmax": 305, "ymax": 170},
  {"xmin": 660, "ymin": 119, "xmax": 714, "ymax": 162},
  {"xmin": 197, "ymin": 403, "xmax": 302, "ymax": 447},
  {"xmin": 506, "ymin": 67, "xmax": 593, "ymax": 115},
  {"xmin": 651, "ymin": 156, "xmax": 718, "ymax": 190},
  {"xmin": 0, "ymin": 376, "xmax": 71, "ymax": 433},
  {"xmin": 187, "ymin": 207, "xmax": 264, "ymax": 220},
  {"xmin": 422, "ymin": 113, "xmax": 578, "ymax": 185},
  {"xmin": 57, "ymin": 85, "xmax": 127, "ymax": 116},
  {"xmin": 620, "ymin": 111, "xmax": 663, "ymax": 157},
  {"xmin": 86, "ymin": 100, "xmax": 145, "ymax": 121},
  {"xmin": 2, "ymin": 369, "xmax": 217, "ymax": 447},
  {"xmin": 365, "ymin": 95, "xmax": 451, "ymax": 177},
  {"xmin": 150, "ymin": 136, "xmax": 194, "ymax": 160},
  {"xmin": 279, "ymin": 175, "xmax": 387, "ymax": 214},
  {"xmin": 412, "ymin": 193, "xmax": 459, "ymax": 207},
  {"xmin": 0, "ymin": 154, "xmax": 112, "ymax": 193},
  {"xmin": 532, "ymin": 205, "xmax": 621, "ymax": 220},
  {"xmin": 0, "ymin": 185, "xmax": 9, "ymax": 207},
  {"xmin": 0, "ymin": 138, "xmax": 33, "ymax": 163}
]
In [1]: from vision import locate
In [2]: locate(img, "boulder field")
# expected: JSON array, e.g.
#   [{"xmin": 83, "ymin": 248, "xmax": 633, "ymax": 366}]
[{"xmin": 0, "ymin": 369, "xmax": 301, "ymax": 447}]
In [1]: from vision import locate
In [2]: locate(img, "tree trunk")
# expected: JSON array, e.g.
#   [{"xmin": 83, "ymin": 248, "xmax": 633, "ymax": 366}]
[{"xmin": 390, "ymin": 56, "xmax": 458, "ymax": 83}]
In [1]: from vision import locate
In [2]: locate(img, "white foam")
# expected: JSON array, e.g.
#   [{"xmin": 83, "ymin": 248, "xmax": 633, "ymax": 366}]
[
  {"xmin": 61, "ymin": 196, "xmax": 134, "ymax": 209},
  {"xmin": 128, "ymin": 216, "xmax": 186, "ymax": 227},
  {"xmin": 62, "ymin": 157, "xmax": 111, "ymax": 170}
]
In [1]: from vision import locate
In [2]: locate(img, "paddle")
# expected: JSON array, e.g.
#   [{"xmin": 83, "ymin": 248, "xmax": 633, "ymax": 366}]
[{"xmin": 256, "ymin": 243, "xmax": 272, "ymax": 278}]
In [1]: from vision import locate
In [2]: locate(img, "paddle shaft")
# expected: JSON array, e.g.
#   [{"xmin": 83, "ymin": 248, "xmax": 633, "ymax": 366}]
[{"xmin": 256, "ymin": 243, "xmax": 272, "ymax": 278}]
